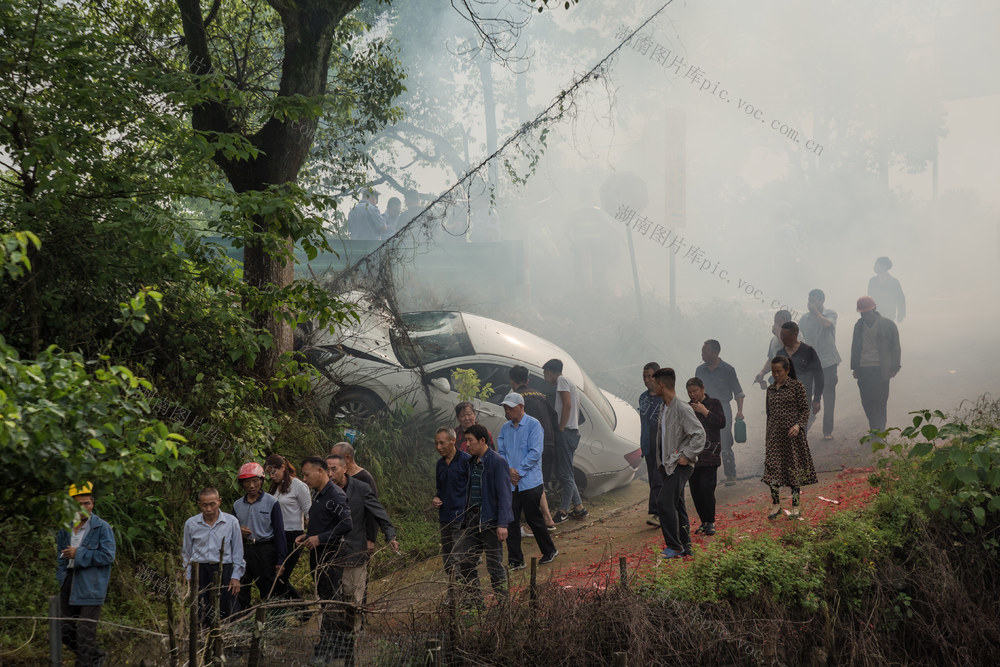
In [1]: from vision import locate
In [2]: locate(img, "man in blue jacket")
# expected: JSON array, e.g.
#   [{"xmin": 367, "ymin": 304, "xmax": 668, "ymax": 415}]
[
  {"xmin": 456, "ymin": 423, "xmax": 513, "ymax": 606},
  {"xmin": 432, "ymin": 426, "xmax": 470, "ymax": 576},
  {"xmin": 57, "ymin": 483, "xmax": 116, "ymax": 667}
]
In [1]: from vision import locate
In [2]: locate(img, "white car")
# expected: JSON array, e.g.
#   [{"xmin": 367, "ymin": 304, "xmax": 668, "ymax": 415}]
[{"xmin": 300, "ymin": 294, "xmax": 642, "ymax": 498}]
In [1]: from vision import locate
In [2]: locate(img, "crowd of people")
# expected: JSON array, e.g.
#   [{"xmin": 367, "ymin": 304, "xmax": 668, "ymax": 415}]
[
  {"xmin": 346, "ymin": 189, "xmax": 420, "ymax": 241},
  {"xmin": 54, "ymin": 262, "xmax": 903, "ymax": 665}
]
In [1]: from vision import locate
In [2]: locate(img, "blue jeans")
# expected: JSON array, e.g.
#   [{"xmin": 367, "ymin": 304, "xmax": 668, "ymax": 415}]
[{"xmin": 556, "ymin": 429, "xmax": 583, "ymax": 512}]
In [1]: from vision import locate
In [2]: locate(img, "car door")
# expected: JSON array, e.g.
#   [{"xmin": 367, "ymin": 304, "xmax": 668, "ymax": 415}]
[{"xmin": 422, "ymin": 359, "xmax": 511, "ymax": 433}]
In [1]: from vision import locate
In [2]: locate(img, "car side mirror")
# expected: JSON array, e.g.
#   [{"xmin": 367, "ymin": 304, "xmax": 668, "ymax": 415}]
[{"xmin": 429, "ymin": 377, "xmax": 451, "ymax": 394}]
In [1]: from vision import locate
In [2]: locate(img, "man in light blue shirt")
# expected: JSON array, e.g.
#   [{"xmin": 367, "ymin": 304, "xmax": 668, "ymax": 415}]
[
  {"xmin": 182, "ymin": 487, "xmax": 245, "ymax": 626},
  {"xmin": 497, "ymin": 392, "xmax": 558, "ymax": 569}
]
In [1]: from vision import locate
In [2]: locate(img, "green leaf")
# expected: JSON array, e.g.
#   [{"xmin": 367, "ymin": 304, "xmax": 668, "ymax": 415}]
[
  {"xmin": 928, "ymin": 497, "xmax": 941, "ymax": 510},
  {"xmin": 910, "ymin": 441, "xmax": 933, "ymax": 458},
  {"xmin": 920, "ymin": 424, "xmax": 939, "ymax": 440},
  {"xmin": 954, "ymin": 467, "xmax": 979, "ymax": 485}
]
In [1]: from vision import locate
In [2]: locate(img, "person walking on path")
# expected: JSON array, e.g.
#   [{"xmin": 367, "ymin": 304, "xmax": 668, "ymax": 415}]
[
  {"xmin": 297, "ymin": 457, "xmax": 353, "ymax": 664},
  {"xmin": 652, "ymin": 368, "xmax": 706, "ymax": 559},
  {"xmin": 327, "ymin": 453, "xmax": 398, "ymax": 662},
  {"xmin": 798, "ymin": 289, "xmax": 841, "ymax": 440},
  {"xmin": 754, "ymin": 310, "xmax": 794, "ymax": 389},
  {"xmin": 762, "ymin": 357, "xmax": 818, "ymax": 520},
  {"xmin": 57, "ymin": 483, "xmax": 116, "ymax": 667},
  {"xmin": 867, "ymin": 257, "xmax": 906, "ymax": 323},
  {"xmin": 182, "ymin": 487, "xmax": 245, "ymax": 627},
  {"xmin": 775, "ymin": 322, "xmax": 824, "ymax": 433},
  {"xmin": 638, "ymin": 362, "xmax": 664, "ymax": 526},
  {"xmin": 695, "ymin": 340, "xmax": 745, "ymax": 485},
  {"xmin": 264, "ymin": 454, "xmax": 311, "ymax": 600},
  {"xmin": 508, "ymin": 366, "xmax": 558, "ymax": 536},
  {"xmin": 455, "ymin": 424, "xmax": 513, "ymax": 607},
  {"xmin": 497, "ymin": 392, "xmax": 559, "ymax": 569},
  {"xmin": 685, "ymin": 378, "xmax": 726, "ymax": 536},
  {"xmin": 433, "ymin": 427, "xmax": 471, "ymax": 576},
  {"xmin": 850, "ymin": 296, "xmax": 902, "ymax": 432},
  {"xmin": 543, "ymin": 358, "xmax": 588, "ymax": 523},
  {"xmin": 233, "ymin": 462, "xmax": 286, "ymax": 610}
]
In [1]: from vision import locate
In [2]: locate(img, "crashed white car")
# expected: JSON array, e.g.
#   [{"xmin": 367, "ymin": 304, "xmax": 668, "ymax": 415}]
[{"xmin": 300, "ymin": 295, "xmax": 642, "ymax": 498}]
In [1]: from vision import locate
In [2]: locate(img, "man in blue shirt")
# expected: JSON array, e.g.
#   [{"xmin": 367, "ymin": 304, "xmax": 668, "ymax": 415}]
[
  {"xmin": 232, "ymin": 462, "xmax": 286, "ymax": 610},
  {"xmin": 497, "ymin": 392, "xmax": 558, "ymax": 569},
  {"xmin": 182, "ymin": 487, "xmax": 245, "ymax": 627},
  {"xmin": 696, "ymin": 340, "xmax": 745, "ymax": 485},
  {"xmin": 57, "ymin": 483, "xmax": 115, "ymax": 666},
  {"xmin": 432, "ymin": 426, "xmax": 470, "ymax": 576}
]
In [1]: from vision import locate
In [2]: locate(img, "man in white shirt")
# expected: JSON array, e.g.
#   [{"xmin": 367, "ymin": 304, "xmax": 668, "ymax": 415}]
[{"xmin": 543, "ymin": 358, "xmax": 588, "ymax": 524}]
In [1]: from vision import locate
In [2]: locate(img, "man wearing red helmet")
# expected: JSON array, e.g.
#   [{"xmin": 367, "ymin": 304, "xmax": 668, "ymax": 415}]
[
  {"xmin": 850, "ymin": 296, "xmax": 901, "ymax": 432},
  {"xmin": 233, "ymin": 462, "xmax": 286, "ymax": 610}
]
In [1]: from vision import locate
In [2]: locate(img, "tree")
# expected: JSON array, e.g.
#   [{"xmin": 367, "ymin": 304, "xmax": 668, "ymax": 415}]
[{"xmin": 172, "ymin": 0, "xmax": 403, "ymax": 377}]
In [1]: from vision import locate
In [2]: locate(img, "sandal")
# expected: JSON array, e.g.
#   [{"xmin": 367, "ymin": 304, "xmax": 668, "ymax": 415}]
[{"xmin": 767, "ymin": 504, "xmax": 782, "ymax": 520}]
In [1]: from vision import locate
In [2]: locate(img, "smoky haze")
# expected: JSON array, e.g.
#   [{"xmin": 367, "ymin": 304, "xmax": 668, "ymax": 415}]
[{"xmin": 363, "ymin": 0, "xmax": 999, "ymax": 474}]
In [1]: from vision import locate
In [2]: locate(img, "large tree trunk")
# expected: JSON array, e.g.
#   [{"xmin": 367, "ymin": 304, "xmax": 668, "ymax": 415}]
[{"xmin": 175, "ymin": 0, "xmax": 360, "ymax": 377}]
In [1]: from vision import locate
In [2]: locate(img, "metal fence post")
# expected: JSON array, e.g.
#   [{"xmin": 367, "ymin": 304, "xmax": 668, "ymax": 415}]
[{"xmin": 48, "ymin": 594, "xmax": 62, "ymax": 666}]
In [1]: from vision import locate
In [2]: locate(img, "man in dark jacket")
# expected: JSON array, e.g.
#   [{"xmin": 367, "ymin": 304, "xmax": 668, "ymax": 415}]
[
  {"xmin": 57, "ymin": 483, "xmax": 116, "ymax": 667},
  {"xmin": 776, "ymin": 321, "xmax": 824, "ymax": 432},
  {"xmin": 455, "ymin": 423, "xmax": 513, "ymax": 605},
  {"xmin": 638, "ymin": 362, "xmax": 663, "ymax": 526},
  {"xmin": 850, "ymin": 296, "xmax": 902, "ymax": 431},
  {"xmin": 328, "ymin": 453, "xmax": 397, "ymax": 661},
  {"xmin": 297, "ymin": 457, "xmax": 353, "ymax": 664},
  {"xmin": 433, "ymin": 427, "xmax": 470, "ymax": 576},
  {"xmin": 685, "ymin": 378, "xmax": 727, "ymax": 536}
]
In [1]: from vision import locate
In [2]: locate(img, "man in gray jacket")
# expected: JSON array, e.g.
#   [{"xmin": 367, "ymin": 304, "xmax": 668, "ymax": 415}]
[
  {"xmin": 327, "ymin": 453, "xmax": 398, "ymax": 653},
  {"xmin": 851, "ymin": 296, "xmax": 901, "ymax": 431},
  {"xmin": 652, "ymin": 368, "xmax": 706, "ymax": 559}
]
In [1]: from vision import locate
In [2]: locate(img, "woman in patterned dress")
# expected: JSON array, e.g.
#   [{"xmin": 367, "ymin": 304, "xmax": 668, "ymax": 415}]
[{"xmin": 762, "ymin": 356, "xmax": 817, "ymax": 520}]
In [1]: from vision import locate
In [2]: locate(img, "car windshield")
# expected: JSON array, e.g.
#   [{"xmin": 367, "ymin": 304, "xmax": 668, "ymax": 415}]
[
  {"xmin": 580, "ymin": 369, "xmax": 616, "ymax": 430},
  {"xmin": 391, "ymin": 311, "xmax": 475, "ymax": 368}
]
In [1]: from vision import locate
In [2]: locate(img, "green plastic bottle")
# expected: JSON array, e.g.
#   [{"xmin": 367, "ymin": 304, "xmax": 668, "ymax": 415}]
[{"xmin": 733, "ymin": 417, "xmax": 747, "ymax": 443}]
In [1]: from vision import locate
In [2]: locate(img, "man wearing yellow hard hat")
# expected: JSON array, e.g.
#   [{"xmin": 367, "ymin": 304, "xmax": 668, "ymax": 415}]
[{"xmin": 56, "ymin": 482, "xmax": 116, "ymax": 666}]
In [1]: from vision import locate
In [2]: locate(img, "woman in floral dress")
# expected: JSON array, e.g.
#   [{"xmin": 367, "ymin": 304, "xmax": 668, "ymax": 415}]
[{"xmin": 762, "ymin": 356, "xmax": 817, "ymax": 519}]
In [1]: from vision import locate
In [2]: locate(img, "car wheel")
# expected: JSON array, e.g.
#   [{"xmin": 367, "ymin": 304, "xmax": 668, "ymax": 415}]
[
  {"xmin": 574, "ymin": 467, "xmax": 588, "ymax": 496},
  {"xmin": 330, "ymin": 388, "xmax": 385, "ymax": 425}
]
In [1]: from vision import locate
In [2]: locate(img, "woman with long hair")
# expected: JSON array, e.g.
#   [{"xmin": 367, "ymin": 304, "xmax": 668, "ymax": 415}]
[
  {"xmin": 264, "ymin": 454, "xmax": 312, "ymax": 599},
  {"xmin": 762, "ymin": 357, "xmax": 817, "ymax": 520}
]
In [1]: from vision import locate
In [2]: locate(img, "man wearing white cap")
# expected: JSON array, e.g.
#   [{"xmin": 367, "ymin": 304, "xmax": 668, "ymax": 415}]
[{"xmin": 497, "ymin": 392, "xmax": 559, "ymax": 569}]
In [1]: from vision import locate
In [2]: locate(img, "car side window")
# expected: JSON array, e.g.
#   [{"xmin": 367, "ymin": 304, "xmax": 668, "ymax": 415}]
[{"xmin": 427, "ymin": 362, "xmax": 512, "ymax": 401}]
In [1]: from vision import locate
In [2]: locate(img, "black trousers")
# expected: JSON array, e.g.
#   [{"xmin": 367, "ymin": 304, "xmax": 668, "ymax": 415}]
[
  {"xmin": 689, "ymin": 465, "xmax": 718, "ymax": 524},
  {"xmin": 311, "ymin": 550, "xmax": 349, "ymax": 658},
  {"xmin": 273, "ymin": 530, "xmax": 303, "ymax": 599},
  {"xmin": 440, "ymin": 521, "xmax": 464, "ymax": 575},
  {"xmin": 644, "ymin": 452, "xmax": 664, "ymax": 515},
  {"xmin": 194, "ymin": 562, "xmax": 238, "ymax": 627},
  {"xmin": 857, "ymin": 367, "xmax": 890, "ymax": 431},
  {"xmin": 507, "ymin": 483, "xmax": 557, "ymax": 565},
  {"xmin": 657, "ymin": 463, "xmax": 694, "ymax": 553},
  {"xmin": 456, "ymin": 519, "xmax": 507, "ymax": 605},
  {"xmin": 60, "ymin": 572, "xmax": 104, "ymax": 666},
  {"xmin": 238, "ymin": 541, "xmax": 278, "ymax": 608}
]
